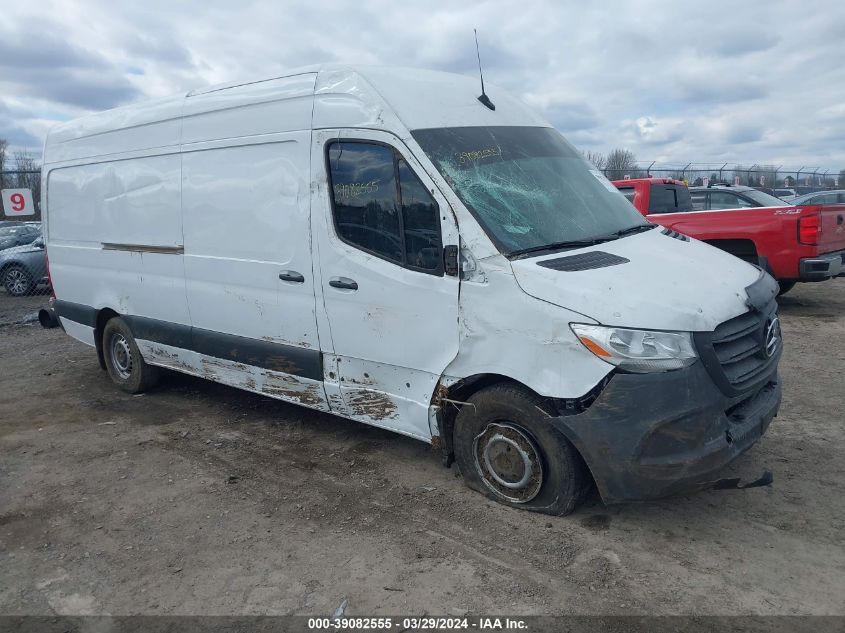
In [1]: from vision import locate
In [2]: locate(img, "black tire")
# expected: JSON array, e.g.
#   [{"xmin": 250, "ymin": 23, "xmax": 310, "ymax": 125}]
[
  {"xmin": 453, "ymin": 382, "xmax": 588, "ymax": 516},
  {"xmin": 2, "ymin": 265, "xmax": 34, "ymax": 297},
  {"xmin": 777, "ymin": 281, "xmax": 796, "ymax": 296},
  {"xmin": 102, "ymin": 317, "xmax": 160, "ymax": 394}
]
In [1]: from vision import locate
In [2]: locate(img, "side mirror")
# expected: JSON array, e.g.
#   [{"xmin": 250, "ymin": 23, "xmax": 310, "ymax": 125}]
[
  {"xmin": 443, "ymin": 245, "xmax": 458, "ymax": 276},
  {"xmin": 33, "ymin": 238, "xmax": 45, "ymax": 249}
]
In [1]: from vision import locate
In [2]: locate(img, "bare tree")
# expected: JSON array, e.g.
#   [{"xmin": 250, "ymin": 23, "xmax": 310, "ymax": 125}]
[
  {"xmin": 582, "ymin": 150, "xmax": 606, "ymax": 171},
  {"xmin": 0, "ymin": 138, "xmax": 8, "ymax": 190},
  {"xmin": 13, "ymin": 150, "xmax": 42, "ymax": 219},
  {"xmin": 604, "ymin": 148, "xmax": 638, "ymax": 181}
]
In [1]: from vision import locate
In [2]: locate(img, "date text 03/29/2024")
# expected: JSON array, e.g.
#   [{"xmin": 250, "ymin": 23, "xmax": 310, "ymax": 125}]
[{"xmin": 307, "ymin": 616, "xmax": 529, "ymax": 630}]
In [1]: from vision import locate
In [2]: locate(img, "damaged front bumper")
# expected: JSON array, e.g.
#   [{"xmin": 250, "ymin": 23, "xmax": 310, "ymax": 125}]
[{"xmin": 549, "ymin": 361, "xmax": 781, "ymax": 504}]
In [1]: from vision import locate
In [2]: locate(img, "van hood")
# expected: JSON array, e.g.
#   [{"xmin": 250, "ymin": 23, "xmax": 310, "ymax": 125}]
[{"xmin": 509, "ymin": 228, "xmax": 762, "ymax": 332}]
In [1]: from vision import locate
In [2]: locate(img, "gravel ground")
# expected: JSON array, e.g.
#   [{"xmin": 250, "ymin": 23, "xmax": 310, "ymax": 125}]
[{"xmin": 0, "ymin": 280, "xmax": 843, "ymax": 617}]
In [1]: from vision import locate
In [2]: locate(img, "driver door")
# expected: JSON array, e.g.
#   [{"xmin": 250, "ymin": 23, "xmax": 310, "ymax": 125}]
[{"xmin": 310, "ymin": 129, "xmax": 460, "ymax": 440}]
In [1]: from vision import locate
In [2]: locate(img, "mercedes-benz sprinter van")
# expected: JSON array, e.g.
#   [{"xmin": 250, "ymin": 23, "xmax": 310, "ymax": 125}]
[{"xmin": 42, "ymin": 66, "xmax": 782, "ymax": 515}]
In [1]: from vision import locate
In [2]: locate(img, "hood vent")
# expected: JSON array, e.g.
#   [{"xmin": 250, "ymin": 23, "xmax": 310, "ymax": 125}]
[
  {"xmin": 537, "ymin": 251, "xmax": 630, "ymax": 272},
  {"xmin": 661, "ymin": 227, "xmax": 690, "ymax": 242}
]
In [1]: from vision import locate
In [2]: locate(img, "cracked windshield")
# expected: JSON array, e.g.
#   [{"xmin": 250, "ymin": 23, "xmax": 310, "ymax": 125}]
[{"xmin": 412, "ymin": 126, "xmax": 647, "ymax": 256}]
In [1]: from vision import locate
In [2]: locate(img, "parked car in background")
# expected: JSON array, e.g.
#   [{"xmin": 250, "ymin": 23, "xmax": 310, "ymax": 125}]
[
  {"xmin": 774, "ymin": 188, "xmax": 797, "ymax": 201},
  {"xmin": 0, "ymin": 224, "xmax": 41, "ymax": 251},
  {"xmin": 688, "ymin": 185, "xmax": 788, "ymax": 211},
  {"xmin": 613, "ymin": 177, "xmax": 845, "ymax": 295},
  {"xmin": 0, "ymin": 237, "xmax": 48, "ymax": 296},
  {"xmin": 791, "ymin": 190, "xmax": 845, "ymax": 206}
]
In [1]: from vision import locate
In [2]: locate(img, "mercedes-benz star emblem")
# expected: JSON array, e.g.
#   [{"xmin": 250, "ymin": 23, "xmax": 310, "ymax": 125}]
[{"xmin": 765, "ymin": 316, "xmax": 781, "ymax": 357}]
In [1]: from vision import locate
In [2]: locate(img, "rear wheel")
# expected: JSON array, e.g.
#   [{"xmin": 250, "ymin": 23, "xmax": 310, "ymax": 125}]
[
  {"xmin": 102, "ymin": 317, "xmax": 160, "ymax": 393},
  {"xmin": 453, "ymin": 383, "xmax": 588, "ymax": 516},
  {"xmin": 2, "ymin": 266, "xmax": 34, "ymax": 297},
  {"xmin": 777, "ymin": 281, "xmax": 796, "ymax": 296}
]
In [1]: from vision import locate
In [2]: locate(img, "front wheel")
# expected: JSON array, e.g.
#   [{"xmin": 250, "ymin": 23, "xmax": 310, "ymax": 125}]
[
  {"xmin": 3, "ymin": 266, "xmax": 34, "ymax": 296},
  {"xmin": 102, "ymin": 317, "xmax": 160, "ymax": 393},
  {"xmin": 777, "ymin": 281, "xmax": 796, "ymax": 296},
  {"xmin": 453, "ymin": 383, "xmax": 589, "ymax": 516}
]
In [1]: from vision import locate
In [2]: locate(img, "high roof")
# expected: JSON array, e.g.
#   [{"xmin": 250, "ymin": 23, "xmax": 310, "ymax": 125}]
[{"xmin": 43, "ymin": 65, "xmax": 550, "ymax": 166}]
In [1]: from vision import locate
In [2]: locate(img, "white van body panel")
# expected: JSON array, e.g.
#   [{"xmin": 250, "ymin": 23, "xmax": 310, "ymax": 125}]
[
  {"xmin": 46, "ymin": 155, "xmax": 191, "ymax": 330},
  {"xmin": 511, "ymin": 229, "xmax": 759, "ymax": 332},
  {"xmin": 182, "ymin": 74, "xmax": 316, "ymax": 144},
  {"xmin": 180, "ymin": 137, "xmax": 319, "ymax": 349},
  {"xmin": 45, "ymin": 95, "xmax": 183, "ymax": 164},
  {"xmin": 60, "ymin": 318, "xmax": 96, "ymax": 346}
]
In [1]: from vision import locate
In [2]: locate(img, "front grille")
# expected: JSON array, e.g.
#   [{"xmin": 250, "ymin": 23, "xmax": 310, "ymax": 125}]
[{"xmin": 707, "ymin": 301, "xmax": 780, "ymax": 392}]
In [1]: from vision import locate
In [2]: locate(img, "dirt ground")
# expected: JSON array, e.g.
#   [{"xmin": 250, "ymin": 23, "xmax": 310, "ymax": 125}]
[{"xmin": 1, "ymin": 280, "xmax": 843, "ymax": 617}]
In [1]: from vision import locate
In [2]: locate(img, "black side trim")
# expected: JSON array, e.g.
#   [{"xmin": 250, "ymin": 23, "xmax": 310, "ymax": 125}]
[
  {"xmin": 53, "ymin": 300, "xmax": 97, "ymax": 328},
  {"xmin": 124, "ymin": 316, "xmax": 192, "ymax": 350},
  {"xmin": 192, "ymin": 327, "xmax": 321, "ymax": 378},
  {"xmin": 59, "ymin": 307, "xmax": 322, "ymax": 381},
  {"xmin": 537, "ymin": 251, "xmax": 629, "ymax": 271}
]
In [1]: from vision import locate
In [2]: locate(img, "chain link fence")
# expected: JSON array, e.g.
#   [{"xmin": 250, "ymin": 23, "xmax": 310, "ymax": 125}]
[
  {"xmin": 599, "ymin": 163, "xmax": 842, "ymax": 196},
  {"xmin": 0, "ymin": 170, "xmax": 49, "ymax": 327}
]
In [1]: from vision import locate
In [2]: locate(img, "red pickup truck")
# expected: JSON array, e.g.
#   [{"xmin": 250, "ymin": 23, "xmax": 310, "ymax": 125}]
[{"xmin": 612, "ymin": 178, "xmax": 845, "ymax": 294}]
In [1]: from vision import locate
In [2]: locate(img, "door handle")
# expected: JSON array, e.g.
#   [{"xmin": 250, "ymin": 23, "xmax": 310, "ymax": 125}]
[
  {"xmin": 329, "ymin": 277, "xmax": 358, "ymax": 290},
  {"xmin": 279, "ymin": 270, "xmax": 305, "ymax": 283}
]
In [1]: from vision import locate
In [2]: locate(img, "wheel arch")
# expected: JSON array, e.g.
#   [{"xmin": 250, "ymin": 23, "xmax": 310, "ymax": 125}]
[
  {"xmin": 433, "ymin": 373, "xmax": 563, "ymax": 467},
  {"xmin": 702, "ymin": 238, "xmax": 760, "ymax": 266},
  {"xmin": 94, "ymin": 307, "xmax": 121, "ymax": 371}
]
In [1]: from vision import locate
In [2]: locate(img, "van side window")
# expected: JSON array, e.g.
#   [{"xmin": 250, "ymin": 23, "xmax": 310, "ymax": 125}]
[
  {"xmin": 398, "ymin": 159, "xmax": 442, "ymax": 271},
  {"xmin": 327, "ymin": 141, "xmax": 443, "ymax": 275},
  {"xmin": 328, "ymin": 143, "xmax": 402, "ymax": 263}
]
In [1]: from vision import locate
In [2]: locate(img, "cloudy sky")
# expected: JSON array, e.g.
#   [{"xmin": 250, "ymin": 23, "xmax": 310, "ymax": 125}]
[{"xmin": 1, "ymin": 0, "xmax": 844, "ymax": 170}]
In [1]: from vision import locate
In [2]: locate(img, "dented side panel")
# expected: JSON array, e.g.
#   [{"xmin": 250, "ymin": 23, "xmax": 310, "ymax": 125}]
[
  {"xmin": 444, "ymin": 255, "xmax": 615, "ymax": 400},
  {"xmin": 137, "ymin": 340, "xmax": 330, "ymax": 412},
  {"xmin": 182, "ymin": 132, "xmax": 322, "ymax": 356},
  {"xmin": 334, "ymin": 355, "xmax": 441, "ymax": 441}
]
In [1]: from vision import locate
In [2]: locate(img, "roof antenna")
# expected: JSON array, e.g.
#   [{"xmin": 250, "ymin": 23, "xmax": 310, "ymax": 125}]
[{"xmin": 474, "ymin": 29, "xmax": 495, "ymax": 111}]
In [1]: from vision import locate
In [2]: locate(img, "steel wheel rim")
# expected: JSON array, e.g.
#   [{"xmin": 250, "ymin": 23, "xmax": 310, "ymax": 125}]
[
  {"xmin": 473, "ymin": 422, "xmax": 543, "ymax": 503},
  {"xmin": 6, "ymin": 269, "xmax": 28, "ymax": 295},
  {"xmin": 110, "ymin": 333, "xmax": 133, "ymax": 380}
]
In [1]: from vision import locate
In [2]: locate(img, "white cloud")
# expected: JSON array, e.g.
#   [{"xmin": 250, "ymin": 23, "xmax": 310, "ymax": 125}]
[{"xmin": 0, "ymin": 0, "xmax": 843, "ymax": 171}]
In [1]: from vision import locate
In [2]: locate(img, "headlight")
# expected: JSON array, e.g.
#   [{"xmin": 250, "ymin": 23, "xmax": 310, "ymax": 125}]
[{"xmin": 570, "ymin": 323, "xmax": 697, "ymax": 373}]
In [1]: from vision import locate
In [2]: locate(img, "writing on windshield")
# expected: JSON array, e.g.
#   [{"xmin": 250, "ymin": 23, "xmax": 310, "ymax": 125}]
[{"xmin": 411, "ymin": 126, "xmax": 646, "ymax": 256}]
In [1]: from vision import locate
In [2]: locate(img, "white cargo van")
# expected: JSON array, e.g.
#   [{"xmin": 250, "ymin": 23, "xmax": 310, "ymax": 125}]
[{"xmin": 43, "ymin": 65, "xmax": 782, "ymax": 514}]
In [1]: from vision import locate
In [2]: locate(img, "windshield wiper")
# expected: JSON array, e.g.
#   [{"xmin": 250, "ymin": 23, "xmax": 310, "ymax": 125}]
[
  {"xmin": 509, "ymin": 237, "xmax": 617, "ymax": 259},
  {"xmin": 509, "ymin": 224, "xmax": 657, "ymax": 260},
  {"xmin": 614, "ymin": 224, "xmax": 656, "ymax": 237}
]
